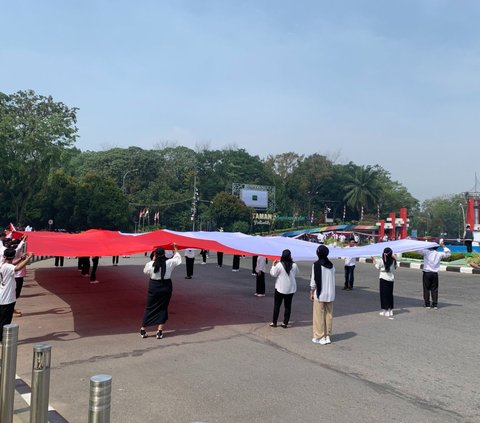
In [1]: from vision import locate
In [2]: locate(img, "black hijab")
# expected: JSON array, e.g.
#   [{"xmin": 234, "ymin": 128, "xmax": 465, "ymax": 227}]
[
  {"xmin": 313, "ymin": 245, "xmax": 333, "ymax": 298},
  {"xmin": 153, "ymin": 247, "xmax": 167, "ymax": 279},
  {"xmin": 280, "ymin": 249, "xmax": 293, "ymax": 275}
]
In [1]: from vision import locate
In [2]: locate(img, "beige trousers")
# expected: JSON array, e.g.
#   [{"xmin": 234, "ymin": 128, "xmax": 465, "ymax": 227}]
[{"xmin": 313, "ymin": 300, "xmax": 333, "ymax": 339}]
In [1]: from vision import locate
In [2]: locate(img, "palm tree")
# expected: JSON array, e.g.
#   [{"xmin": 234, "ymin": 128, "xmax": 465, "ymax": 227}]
[{"xmin": 343, "ymin": 165, "xmax": 379, "ymax": 220}]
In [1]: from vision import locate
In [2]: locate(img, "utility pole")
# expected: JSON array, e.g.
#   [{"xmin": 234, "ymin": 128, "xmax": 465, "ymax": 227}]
[{"xmin": 191, "ymin": 175, "xmax": 199, "ymax": 231}]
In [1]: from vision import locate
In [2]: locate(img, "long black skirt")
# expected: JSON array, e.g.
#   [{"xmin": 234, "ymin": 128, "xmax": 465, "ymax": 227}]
[{"xmin": 142, "ymin": 279, "xmax": 173, "ymax": 326}]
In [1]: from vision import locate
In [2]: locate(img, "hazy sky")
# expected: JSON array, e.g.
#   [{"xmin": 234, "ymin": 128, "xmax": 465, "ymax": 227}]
[{"xmin": 2, "ymin": 0, "xmax": 480, "ymax": 201}]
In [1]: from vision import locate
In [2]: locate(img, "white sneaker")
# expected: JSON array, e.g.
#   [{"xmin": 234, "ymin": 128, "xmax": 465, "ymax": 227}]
[
  {"xmin": 388, "ymin": 310, "xmax": 394, "ymax": 317},
  {"xmin": 319, "ymin": 337, "xmax": 328, "ymax": 345},
  {"xmin": 325, "ymin": 336, "xmax": 331, "ymax": 344},
  {"xmin": 379, "ymin": 310, "xmax": 387, "ymax": 316},
  {"xmin": 312, "ymin": 337, "xmax": 321, "ymax": 344}
]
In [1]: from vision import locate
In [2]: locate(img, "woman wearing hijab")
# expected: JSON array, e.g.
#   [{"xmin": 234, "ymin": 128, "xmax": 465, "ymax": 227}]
[
  {"xmin": 374, "ymin": 247, "xmax": 397, "ymax": 318},
  {"xmin": 269, "ymin": 249, "xmax": 298, "ymax": 328},
  {"xmin": 140, "ymin": 243, "xmax": 181, "ymax": 339},
  {"xmin": 310, "ymin": 245, "xmax": 336, "ymax": 345}
]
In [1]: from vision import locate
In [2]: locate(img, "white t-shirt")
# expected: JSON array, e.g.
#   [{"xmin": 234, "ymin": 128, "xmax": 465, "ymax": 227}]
[
  {"xmin": 374, "ymin": 257, "xmax": 396, "ymax": 281},
  {"xmin": 143, "ymin": 252, "xmax": 182, "ymax": 280},
  {"xmin": 310, "ymin": 264, "xmax": 336, "ymax": 302},
  {"xmin": 0, "ymin": 262, "xmax": 17, "ymax": 305},
  {"xmin": 184, "ymin": 249, "xmax": 196, "ymax": 259},
  {"xmin": 270, "ymin": 262, "xmax": 298, "ymax": 294},
  {"xmin": 255, "ymin": 256, "xmax": 267, "ymax": 273},
  {"xmin": 419, "ymin": 247, "xmax": 451, "ymax": 272},
  {"xmin": 343, "ymin": 245, "xmax": 356, "ymax": 267}
]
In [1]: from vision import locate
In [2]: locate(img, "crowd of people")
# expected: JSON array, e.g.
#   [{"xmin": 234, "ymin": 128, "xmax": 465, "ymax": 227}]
[
  {"xmin": 0, "ymin": 227, "xmax": 467, "ymax": 346},
  {"xmin": 136, "ymin": 236, "xmax": 456, "ymax": 344}
]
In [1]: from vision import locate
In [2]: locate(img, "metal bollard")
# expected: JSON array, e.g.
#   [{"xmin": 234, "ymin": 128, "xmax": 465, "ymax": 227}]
[
  {"xmin": 88, "ymin": 374, "xmax": 112, "ymax": 423},
  {"xmin": 30, "ymin": 344, "xmax": 52, "ymax": 423},
  {"xmin": 0, "ymin": 324, "xmax": 19, "ymax": 423}
]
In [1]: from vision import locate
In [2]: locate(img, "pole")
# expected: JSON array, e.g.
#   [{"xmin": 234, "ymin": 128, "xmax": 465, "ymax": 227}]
[
  {"xmin": 459, "ymin": 203, "xmax": 466, "ymax": 232},
  {"xmin": 192, "ymin": 175, "xmax": 198, "ymax": 231},
  {"xmin": 121, "ymin": 169, "xmax": 138, "ymax": 193},
  {"xmin": 0, "ymin": 324, "xmax": 19, "ymax": 423},
  {"xmin": 88, "ymin": 374, "xmax": 112, "ymax": 423},
  {"xmin": 30, "ymin": 344, "xmax": 52, "ymax": 423}
]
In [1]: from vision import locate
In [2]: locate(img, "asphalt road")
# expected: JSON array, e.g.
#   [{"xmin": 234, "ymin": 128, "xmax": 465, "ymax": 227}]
[{"xmin": 11, "ymin": 254, "xmax": 480, "ymax": 422}]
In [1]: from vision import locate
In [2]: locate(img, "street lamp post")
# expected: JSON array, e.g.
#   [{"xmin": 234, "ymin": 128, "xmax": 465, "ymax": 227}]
[
  {"xmin": 121, "ymin": 169, "xmax": 138, "ymax": 193},
  {"xmin": 459, "ymin": 203, "xmax": 466, "ymax": 235},
  {"xmin": 307, "ymin": 190, "xmax": 318, "ymax": 222}
]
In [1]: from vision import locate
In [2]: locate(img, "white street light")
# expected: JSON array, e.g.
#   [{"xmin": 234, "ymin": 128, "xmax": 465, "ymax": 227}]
[{"xmin": 122, "ymin": 169, "xmax": 138, "ymax": 193}]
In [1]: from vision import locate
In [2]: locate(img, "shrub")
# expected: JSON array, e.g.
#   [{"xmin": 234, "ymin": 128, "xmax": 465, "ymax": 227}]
[
  {"xmin": 466, "ymin": 252, "xmax": 480, "ymax": 266},
  {"xmin": 401, "ymin": 251, "xmax": 423, "ymax": 260},
  {"xmin": 401, "ymin": 251, "xmax": 464, "ymax": 262}
]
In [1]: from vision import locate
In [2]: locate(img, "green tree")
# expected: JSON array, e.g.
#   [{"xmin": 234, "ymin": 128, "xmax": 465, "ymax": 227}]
[
  {"xmin": 373, "ymin": 166, "xmax": 419, "ymax": 218},
  {"xmin": 264, "ymin": 152, "xmax": 304, "ymax": 182},
  {"xmin": 209, "ymin": 192, "xmax": 252, "ymax": 232},
  {"xmin": 414, "ymin": 194, "xmax": 464, "ymax": 238},
  {"xmin": 72, "ymin": 173, "xmax": 130, "ymax": 230},
  {"xmin": 285, "ymin": 154, "xmax": 333, "ymax": 218},
  {"xmin": 36, "ymin": 169, "xmax": 79, "ymax": 231},
  {"xmin": 343, "ymin": 165, "xmax": 379, "ymax": 219},
  {"xmin": 0, "ymin": 90, "xmax": 78, "ymax": 224}
]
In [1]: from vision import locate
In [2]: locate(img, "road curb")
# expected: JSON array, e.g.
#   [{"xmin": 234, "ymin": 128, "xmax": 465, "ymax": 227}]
[{"xmin": 357, "ymin": 258, "xmax": 480, "ymax": 275}]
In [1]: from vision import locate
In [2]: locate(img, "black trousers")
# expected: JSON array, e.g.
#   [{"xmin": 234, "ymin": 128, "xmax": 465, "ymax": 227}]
[
  {"xmin": 232, "ymin": 255, "xmax": 240, "ymax": 270},
  {"xmin": 0, "ymin": 302, "xmax": 15, "ymax": 342},
  {"xmin": 186, "ymin": 257, "xmax": 195, "ymax": 277},
  {"xmin": 55, "ymin": 256, "xmax": 64, "ymax": 267},
  {"xmin": 465, "ymin": 241, "xmax": 473, "ymax": 253},
  {"xmin": 252, "ymin": 256, "xmax": 258, "ymax": 274},
  {"xmin": 200, "ymin": 250, "xmax": 207, "ymax": 263},
  {"xmin": 256, "ymin": 271, "xmax": 265, "ymax": 295},
  {"xmin": 79, "ymin": 257, "xmax": 90, "ymax": 275},
  {"xmin": 344, "ymin": 265, "xmax": 355, "ymax": 288},
  {"xmin": 217, "ymin": 252, "xmax": 224, "ymax": 267},
  {"xmin": 272, "ymin": 289, "xmax": 294, "ymax": 325},
  {"xmin": 15, "ymin": 277, "xmax": 24, "ymax": 299},
  {"xmin": 112, "ymin": 256, "xmax": 119, "ymax": 265},
  {"xmin": 90, "ymin": 257, "xmax": 99, "ymax": 281},
  {"xmin": 423, "ymin": 271, "xmax": 439, "ymax": 307},
  {"xmin": 379, "ymin": 278, "xmax": 394, "ymax": 309}
]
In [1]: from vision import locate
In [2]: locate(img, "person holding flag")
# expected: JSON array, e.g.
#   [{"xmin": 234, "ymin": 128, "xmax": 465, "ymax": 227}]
[
  {"xmin": 1, "ymin": 248, "xmax": 34, "ymax": 341},
  {"xmin": 140, "ymin": 243, "xmax": 181, "ymax": 339}
]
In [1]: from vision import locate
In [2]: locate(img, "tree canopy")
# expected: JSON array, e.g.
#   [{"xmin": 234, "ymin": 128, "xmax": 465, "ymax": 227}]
[{"xmin": 1, "ymin": 89, "xmax": 455, "ymax": 236}]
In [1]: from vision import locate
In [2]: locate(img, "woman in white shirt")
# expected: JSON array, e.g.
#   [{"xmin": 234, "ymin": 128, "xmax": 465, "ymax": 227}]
[
  {"xmin": 140, "ymin": 243, "xmax": 181, "ymax": 339},
  {"xmin": 310, "ymin": 245, "xmax": 336, "ymax": 345},
  {"xmin": 374, "ymin": 247, "xmax": 397, "ymax": 318},
  {"xmin": 269, "ymin": 249, "xmax": 298, "ymax": 328}
]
